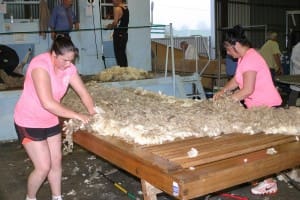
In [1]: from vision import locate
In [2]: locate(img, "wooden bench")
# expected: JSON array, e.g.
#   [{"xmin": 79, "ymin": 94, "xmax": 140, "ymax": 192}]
[{"xmin": 73, "ymin": 131, "xmax": 300, "ymax": 200}]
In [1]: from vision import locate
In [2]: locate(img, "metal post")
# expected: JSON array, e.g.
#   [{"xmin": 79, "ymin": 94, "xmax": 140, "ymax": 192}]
[
  {"xmin": 164, "ymin": 45, "xmax": 169, "ymax": 78},
  {"xmin": 194, "ymin": 36, "xmax": 199, "ymax": 73},
  {"xmin": 169, "ymin": 23, "xmax": 176, "ymax": 96}
]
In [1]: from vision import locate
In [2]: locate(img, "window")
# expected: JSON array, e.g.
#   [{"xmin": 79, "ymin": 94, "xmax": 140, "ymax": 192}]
[
  {"xmin": 100, "ymin": 0, "xmax": 127, "ymax": 20},
  {"xmin": 3, "ymin": 0, "xmax": 79, "ymax": 21},
  {"xmin": 3, "ymin": 0, "xmax": 39, "ymax": 20},
  {"xmin": 150, "ymin": 0, "xmax": 211, "ymax": 37}
]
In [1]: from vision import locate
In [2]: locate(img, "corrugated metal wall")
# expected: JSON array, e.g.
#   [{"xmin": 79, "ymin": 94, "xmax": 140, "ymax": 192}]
[
  {"xmin": 227, "ymin": 0, "xmax": 266, "ymax": 48},
  {"xmin": 228, "ymin": 0, "xmax": 250, "ymax": 28},
  {"xmin": 225, "ymin": 0, "xmax": 300, "ymax": 49}
]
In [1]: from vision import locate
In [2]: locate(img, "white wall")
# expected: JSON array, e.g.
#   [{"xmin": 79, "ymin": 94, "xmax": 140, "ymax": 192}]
[{"xmin": 127, "ymin": 0, "xmax": 151, "ymax": 69}]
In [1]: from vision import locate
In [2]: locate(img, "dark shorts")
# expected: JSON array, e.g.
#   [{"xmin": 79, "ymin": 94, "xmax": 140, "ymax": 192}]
[{"xmin": 14, "ymin": 123, "xmax": 61, "ymax": 144}]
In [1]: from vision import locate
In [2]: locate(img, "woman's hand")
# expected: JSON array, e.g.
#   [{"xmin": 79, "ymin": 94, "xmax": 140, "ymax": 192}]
[
  {"xmin": 213, "ymin": 89, "xmax": 226, "ymax": 101},
  {"xmin": 75, "ymin": 113, "xmax": 92, "ymax": 124},
  {"xmin": 213, "ymin": 78, "xmax": 237, "ymax": 101}
]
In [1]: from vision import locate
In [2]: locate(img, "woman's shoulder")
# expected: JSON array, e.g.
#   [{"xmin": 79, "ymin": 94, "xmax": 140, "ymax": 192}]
[
  {"xmin": 28, "ymin": 52, "xmax": 51, "ymax": 70},
  {"xmin": 245, "ymin": 48, "xmax": 262, "ymax": 58},
  {"xmin": 242, "ymin": 48, "xmax": 267, "ymax": 69},
  {"xmin": 31, "ymin": 52, "xmax": 50, "ymax": 62}
]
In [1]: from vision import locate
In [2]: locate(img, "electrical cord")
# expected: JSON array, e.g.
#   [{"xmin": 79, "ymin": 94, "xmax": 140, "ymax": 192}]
[
  {"xmin": 89, "ymin": 0, "xmax": 99, "ymax": 60},
  {"xmin": 97, "ymin": 170, "xmax": 137, "ymax": 200},
  {"xmin": 98, "ymin": 0, "xmax": 107, "ymax": 69},
  {"xmin": 281, "ymin": 172, "xmax": 300, "ymax": 192}
]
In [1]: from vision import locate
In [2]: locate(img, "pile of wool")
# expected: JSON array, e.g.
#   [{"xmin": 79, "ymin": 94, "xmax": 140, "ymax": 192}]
[
  {"xmin": 0, "ymin": 70, "xmax": 24, "ymax": 89},
  {"xmin": 95, "ymin": 66, "xmax": 153, "ymax": 82},
  {"xmin": 0, "ymin": 83, "xmax": 7, "ymax": 90},
  {"xmin": 62, "ymin": 81, "xmax": 300, "ymax": 148}
]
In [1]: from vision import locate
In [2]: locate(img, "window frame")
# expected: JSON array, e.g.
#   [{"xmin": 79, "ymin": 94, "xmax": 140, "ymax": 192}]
[
  {"xmin": 2, "ymin": 0, "xmax": 79, "ymax": 21},
  {"xmin": 100, "ymin": 0, "xmax": 127, "ymax": 20}
]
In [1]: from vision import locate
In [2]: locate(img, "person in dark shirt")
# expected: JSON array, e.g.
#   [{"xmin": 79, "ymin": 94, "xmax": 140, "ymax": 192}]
[{"xmin": 107, "ymin": 0, "xmax": 129, "ymax": 67}]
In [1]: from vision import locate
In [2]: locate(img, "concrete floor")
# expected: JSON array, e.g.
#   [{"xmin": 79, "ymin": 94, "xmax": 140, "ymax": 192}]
[{"xmin": 0, "ymin": 141, "xmax": 299, "ymax": 200}]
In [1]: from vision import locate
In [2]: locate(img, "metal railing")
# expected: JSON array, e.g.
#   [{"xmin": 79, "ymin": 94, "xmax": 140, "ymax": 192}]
[{"xmin": 151, "ymin": 36, "xmax": 211, "ymax": 58}]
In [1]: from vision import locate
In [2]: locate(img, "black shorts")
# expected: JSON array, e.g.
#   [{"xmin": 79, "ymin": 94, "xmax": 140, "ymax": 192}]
[{"xmin": 14, "ymin": 123, "xmax": 61, "ymax": 144}]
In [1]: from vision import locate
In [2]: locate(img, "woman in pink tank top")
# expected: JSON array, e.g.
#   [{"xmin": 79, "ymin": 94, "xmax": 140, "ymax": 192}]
[
  {"xmin": 213, "ymin": 25, "xmax": 282, "ymax": 108},
  {"xmin": 14, "ymin": 35, "xmax": 97, "ymax": 200},
  {"xmin": 213, "ymin": 25, "xmax": 282, "ymax": 195}
]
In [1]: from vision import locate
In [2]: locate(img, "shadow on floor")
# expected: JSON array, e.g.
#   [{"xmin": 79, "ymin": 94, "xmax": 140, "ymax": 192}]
[{"xmin": 1, "ymin": 141, "xmax": 299, "ymax": 200}]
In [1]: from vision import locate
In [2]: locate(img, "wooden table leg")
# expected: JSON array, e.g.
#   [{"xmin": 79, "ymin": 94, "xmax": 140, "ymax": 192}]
[{"xmin": 141, "ymin": 179, "xmax": 162, "ymax": 200}]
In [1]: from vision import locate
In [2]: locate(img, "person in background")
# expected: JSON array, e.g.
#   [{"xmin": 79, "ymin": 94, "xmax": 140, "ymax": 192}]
[
  {"xmin": 287, "ymin": 41, "xmax": 300, "ymax": 106},
  {"xmin": 225, "ymin": 54, "xmax": 237, "ymax": 78},
  {"xmin": 14, "ymin": 36, "xmax": 97, "ymax": 200},
  {"xmin": 107, "ymin": 0, "xmax": 129, "ymax": 67},
  {"xmin": 213, "ymin": 25, "xmax": 282, "ymax": 109},
  {"xmin": 49, "ymin": 0, "xmax": 79, "ymax": 40},
  {"xmin": 259, "ymin": 32, "xmax": 283, "ymax": 81},
  {"xmin": 180, "ymin": 40, "xmax": 198, "ymax": 60}
]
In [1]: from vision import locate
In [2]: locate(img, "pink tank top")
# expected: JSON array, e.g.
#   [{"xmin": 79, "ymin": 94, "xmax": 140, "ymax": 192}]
[
  {"xmin": 235, "ymin": 48, "xmax": 282, "ymax": 108},
  {"xmin": 14, "ymin": 52, "xmax": 77, "ymax": 128}
]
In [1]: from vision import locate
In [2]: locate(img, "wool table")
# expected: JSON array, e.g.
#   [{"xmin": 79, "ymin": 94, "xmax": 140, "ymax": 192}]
[
  {"xmin": 276, "ymin": 75, "xmax": 300, "ymax": 85},
  {"xmin": 73, "ymin": 131, "xmax": 300, "ymax": 200}
]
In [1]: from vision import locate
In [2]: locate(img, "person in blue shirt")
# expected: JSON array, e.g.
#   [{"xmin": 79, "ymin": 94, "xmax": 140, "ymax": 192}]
[
  {"xmin": 225, "ymin": 54, "xmax": 237, "ymax": 78},
  {"xmin": 49, "ymin": 0, "xmax": 79, "ymax": 40}
]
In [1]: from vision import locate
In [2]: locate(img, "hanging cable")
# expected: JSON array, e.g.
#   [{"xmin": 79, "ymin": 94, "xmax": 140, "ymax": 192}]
[
  {"xmin": 98, "ymin": 0, "xmax": 107, "ymax": 69},
  {"xmin": 88, "ymin": 0, "xmax": 99, "ymax": 59}
]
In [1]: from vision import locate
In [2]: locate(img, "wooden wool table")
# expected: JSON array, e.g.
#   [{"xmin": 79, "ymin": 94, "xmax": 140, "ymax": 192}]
[{"xmin": 73, "ymin": 131, "xmax": 300, "ymax": 200}]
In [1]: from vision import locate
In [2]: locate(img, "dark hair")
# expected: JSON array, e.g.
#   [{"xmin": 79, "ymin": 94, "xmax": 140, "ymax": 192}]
[
  {"xmin": 224, "ymin": 25, "xmax": 252, "ymax": 47},
  {"xmin": 50, "ymin": 35, "xmax": 78, "ymax": 57}
]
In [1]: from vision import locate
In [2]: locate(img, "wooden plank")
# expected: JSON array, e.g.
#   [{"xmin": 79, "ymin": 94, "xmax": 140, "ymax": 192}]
[
  {"xmin": 151, "ymin": 41, "xmax": 223, "ymax": 89},
  {"xmin": 144, "ymin": 133, "xmax": 288, "ymax": 155},
  {"xmin": 170, "ymin": 135, "xmax": 296, "ymax": 168},
  {"xmin": 73, "ymin": 131, "xmax": 181, "ymax": 173},
  {"xmin": 172, "ymin": 141, "xmax": 300, "ymax": 199},
  {"xmin": 143, "ymin": 134, "xmax": 296, "ymax": 168}
]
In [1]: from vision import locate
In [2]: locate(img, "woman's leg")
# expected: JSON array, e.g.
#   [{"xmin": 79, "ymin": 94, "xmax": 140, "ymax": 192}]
[
  {"xmin": 23, "ymin": 141, "xmax": 51, "ymax": 199},
  {"xmin": 46, "ymin": 134, "xmax": 62, "ymax": 197}
]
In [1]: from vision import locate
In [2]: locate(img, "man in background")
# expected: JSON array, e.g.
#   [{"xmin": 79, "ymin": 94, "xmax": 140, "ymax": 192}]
[
  {"xmin": 49, "ymin": 0, "xmax": 79, "ymax": 40},
  {"xmin": 287, "ymin": 41, "xmax": 300, "ymax": 106},
  {"xmin": 259, "ymin": 32, "xmax": 283, "ymax": 81},
  {"xmin": 180, "ymin": 41, "xmax": 198, "ymax": 60}
]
